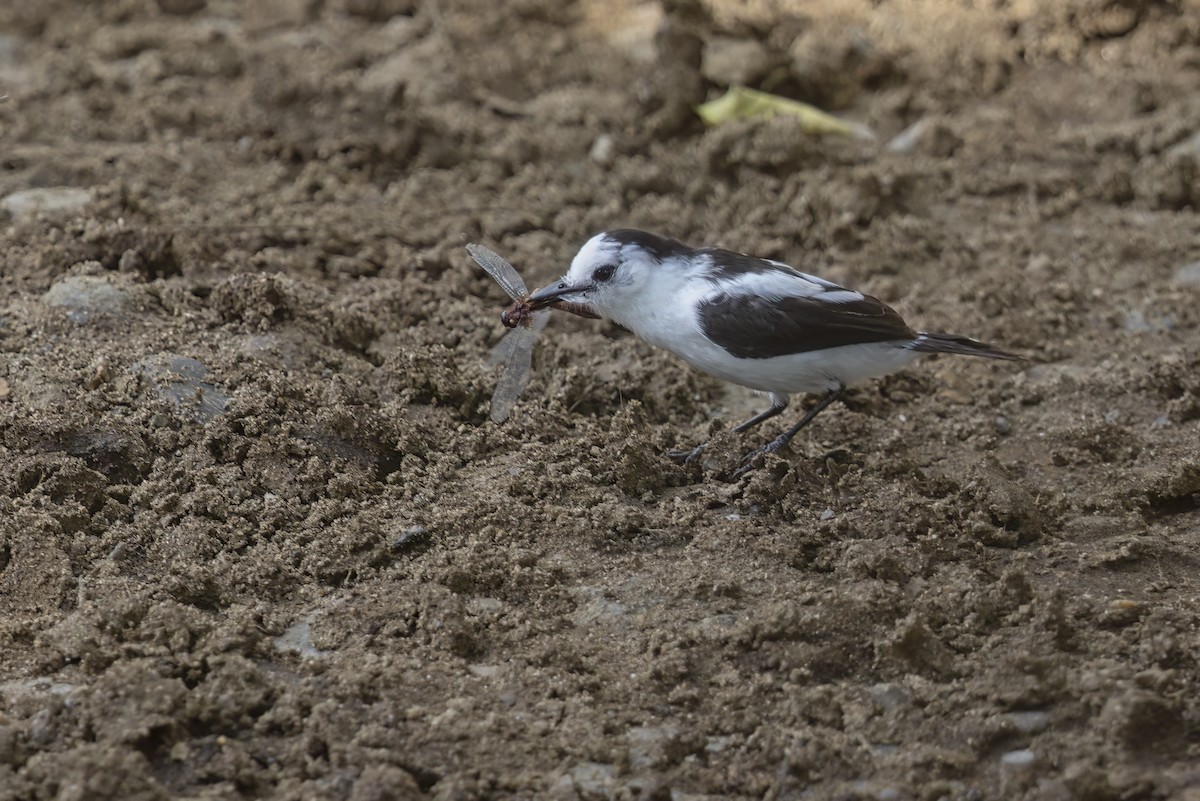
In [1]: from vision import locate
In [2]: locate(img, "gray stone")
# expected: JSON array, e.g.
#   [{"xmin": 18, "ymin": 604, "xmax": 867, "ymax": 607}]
[
  {"xmin": 132, "ymin": 354, "xmax": 230, "ymax": 422},
  {"xmin": 1000, "ymin": 749, "xmax": 1036, "ymax": 768},
  {"xmin": 274, "ymin": 612, "xmax": 325, "ymax": 658},
  {"xmin": 2, "ymin": 187, "xmax": 92, "ymax": 221},
  {"xmin": 1123, "ymin": 309, "xmax": 1175, "ymax": 333},
  {"xmin": 1174, "ymin": 260, "xmax": 1200, "ymax": 286},
  {"xmin": 44, "ymin": 275, "xmax": 131, "ymax": 323},
  {"xmin": 1003, "ymin": 710, "xmax": 1051, "ymax": 734}
]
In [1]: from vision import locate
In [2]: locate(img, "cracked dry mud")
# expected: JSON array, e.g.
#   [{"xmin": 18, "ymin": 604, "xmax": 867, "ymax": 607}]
[{"xmin": 1, "ymin": 1, "xmax": 1199, "ymax": 799}]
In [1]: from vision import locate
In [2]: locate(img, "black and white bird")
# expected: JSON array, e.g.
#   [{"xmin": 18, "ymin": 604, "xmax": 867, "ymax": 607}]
[{"xmin": 527, "ymin": 229, "xmax": 1020, "ymax": 473}]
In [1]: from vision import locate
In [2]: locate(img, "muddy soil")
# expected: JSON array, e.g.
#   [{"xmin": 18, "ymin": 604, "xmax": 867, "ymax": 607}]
[{"xmin": 1, "ymin": 0, "xmax": 1199, "ymax": 799}]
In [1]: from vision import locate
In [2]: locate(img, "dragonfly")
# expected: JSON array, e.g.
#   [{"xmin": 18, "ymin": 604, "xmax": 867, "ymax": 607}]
[{"xmin": 467, "ymin": 243, "xmax": 549, "ymax": 423}]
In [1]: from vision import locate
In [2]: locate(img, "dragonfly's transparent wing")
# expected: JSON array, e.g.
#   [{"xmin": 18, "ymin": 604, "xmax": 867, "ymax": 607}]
[
  {"xmin": 467, "ymin": 243, "xmax": 527, "ymax": 300},
  {"xmin": 488, "ymin": 310, "xmax": 547, "ymax": 422},
  {"xmin": 489, "ymin": 327, "xmax": 533, "ymax": 423}
]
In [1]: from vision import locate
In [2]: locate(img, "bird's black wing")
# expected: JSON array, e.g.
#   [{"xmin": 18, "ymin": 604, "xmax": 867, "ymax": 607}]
[{"xmin": 698, "ymin": 291, "xmax": 917, "ymax": 359}]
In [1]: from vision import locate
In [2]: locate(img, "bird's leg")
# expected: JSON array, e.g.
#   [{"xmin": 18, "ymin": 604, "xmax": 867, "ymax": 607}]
[
  {"xmin": 733, "ymin": 386, "xmax": 844, "ymax": 478},
  {"xmin": 666, "ymin": 396, "xmax": 789, "ymax": 464},
  {"xmin": 733, "ymin": 394, "xmax": 791, "ymax": 433}
]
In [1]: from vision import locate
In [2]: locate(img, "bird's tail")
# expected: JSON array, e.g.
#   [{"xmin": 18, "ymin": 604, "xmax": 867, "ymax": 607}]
[{"xmin": 909, "ymin": 332, "xmax": 1023, "ymax": 361}]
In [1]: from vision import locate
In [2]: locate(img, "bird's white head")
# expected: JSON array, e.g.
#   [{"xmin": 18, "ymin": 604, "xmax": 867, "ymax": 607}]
[{"xmin": 527, "ymin": 230, "xmax": 696, "ymax": 324}]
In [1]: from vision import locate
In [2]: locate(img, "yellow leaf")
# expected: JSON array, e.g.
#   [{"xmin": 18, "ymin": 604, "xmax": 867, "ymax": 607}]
[{"xmin": 696, "ymin": 86, "xmax": 875, "ymax": 140}]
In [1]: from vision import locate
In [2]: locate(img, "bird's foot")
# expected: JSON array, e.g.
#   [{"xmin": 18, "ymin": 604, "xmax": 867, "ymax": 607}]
[
  {"xmin": 731, "ymin": 438, "xmax": 789, "ymax": 479},
  {"xmin": 666, "ymin": 443, "xmax": 707, "ymax": 465}
]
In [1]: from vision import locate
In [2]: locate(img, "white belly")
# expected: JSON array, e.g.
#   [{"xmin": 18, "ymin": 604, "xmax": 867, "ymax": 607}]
[{"xmin": 676, "ymin": 339, "xmax": 920, "ymax": 394}]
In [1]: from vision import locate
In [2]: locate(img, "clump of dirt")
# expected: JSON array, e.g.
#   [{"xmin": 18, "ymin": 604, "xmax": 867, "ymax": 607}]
[{"xmin": 2, "ymin": 0, "xmax": 1199, "ymax": 798}]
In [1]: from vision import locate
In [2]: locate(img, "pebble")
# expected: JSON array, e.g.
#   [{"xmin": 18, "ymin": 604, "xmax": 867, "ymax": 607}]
[
  {"xmin": 563, "ymin": 762, "xmax": 615, "ymax": 799},
  {"xmin": 1000, "ymin": 749, "xmax": 1036, "ymax": 768},
  {"xmin": 43, "ymin": 275, "xmax": 131, "ymax": 323},
  {"xmin": 886, "ymin": 119, "xmax": 929, "ymax": 153},
  {"xmin": 1175, "ymin": 260, "xmax": 1200, "ymax": 286},
  {"xmin": 1123, "ymin": 309, "xmax": 1175, "ymax": 333},
  {"xmin": 994, "ymin": 416, "xmax": 1011, "ymax": 435},
  {"xmin": 133, "ymin": 354, "xmax": 230, "ymax": 422},
  {"xmin": 1167, "ymin": 131, "xmax": 1200, "ymax": 160},
  {"xmin": 589, "ymin": 133, "xmax": 615, "ymax": 165},
  {"xmin": 466, "ymin": 664, "xmax": 498, "ymax": 678},
  {"xmin": 274, "ymin": 613, "xmax": 325, "ymax": 658},
  {"xmin": 626, "ymin": 724, "xmax": 677, "ymax": 770},
  {"xmin": 1003, "ymin": 710, "xmax": 1051, "ymax": 734},
  {"xmin": 571, "ymin": 586, "xmax": 628, "ymax": 627},
  {"xmin": 2, "ymin": 187, "xmax": 92, "ymax": 221},
  {"xmin": 467, "ymin": 597, "xmax": 504, "ymax": 616},
  {"xmin": 392, "ymin": 525, "xmax": 428, "ymax": 550},
  {"xmin": 0, "ymin": 33, "xmax": 25, "ymax": 57},
  {"xmin": 843, "ymin": 781, "xmax": 903, "ymax": 801},
  {"xmin": 868, "ymin": 683, "xmax": 910, "ymax": 711}
]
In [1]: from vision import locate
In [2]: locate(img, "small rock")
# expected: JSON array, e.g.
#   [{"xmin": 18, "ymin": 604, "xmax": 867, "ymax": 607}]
[
  {"xmin": 466, "ymin": 597, "xmax": 504, "ymax": 616},
  {"xmin": 1099, "ymin": 690, "xmax": 1186, "ymax": 755},
  {"xmin": 565, "ymin": 763, "xmax": 616, "ymax": 799},
  {"xmin": 868, "ymin": 683, "xmax": 910, "ymax": 711},
  {"xmin": 0, "ymin": 378, "xmax": 9, "ymax": 399},
  {"xmin": 1003, "ymin": 710, "xmax": 1051, "ymax": 734},
  {"xmin": 886, "ymin": 119, "xmax": 961, "ymax": 156},
  {"xmin": 1174, "ymin": 260, "xmax": 1200, "ymax": 286},
  {"xmin": 589, "ymin": 133, "xmax": 615, "ymax": 165},
  {"xmin": 886, "ymin": 119, "xmax": 929, "ymax": 153},
  {"xmin": 44, "ymin": 274, "xmax": 132, "ymax": 323},
  {"xmin": 1100, "ymin": 598, "xmax": 1145, "ymax": 628},
  {"xmin": 2, "ymin": 187, "xmax": 91, "ymax": 221},
  {"xmin": 572, "ymin": 586, "xmax": 627, "ymax": 627},
  {"xmin": 133, "ymin": 354, "xmax": 230, "ymax": 422},
  {"xmin": 626, "ymin": 724, "xmax": 678, "ymax": 770},
  {"xmin": 994, "ymin": 416, "xmax": 1011, "ymax": 435},
  {"xmin": 1000, "ymin": 749, "xmax": 1036, "ymax": 768},
  {"xmin": 701, "ymin": 37, "xmax": 774, "ymax": 86},
  {"xmin": 467, "ymin": 664, "xmax": 498, "ymax": 678},
  {"xmin": 392, "ymin": 525, "xmax": 428, "ymax": 550},
  {"xmin": 1123, "ymin": 309, "xmax": 1175, "ymax": 332},
  {"xmin": 275, "ymin": 613, "xmax": 325, "ymax": 658},
  {"xmin": 704, "ymin": 735, "xmax": 733, "ymax": 754},
  {"xmin": 1167, "ymin": 131, "xmax": 1200, "ymax": 160}
]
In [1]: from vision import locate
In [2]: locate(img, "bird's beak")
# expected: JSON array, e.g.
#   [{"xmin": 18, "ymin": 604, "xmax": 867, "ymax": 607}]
[{"xmin": 526, "ymin": 280, "xmax": 583, "ymax": 310}]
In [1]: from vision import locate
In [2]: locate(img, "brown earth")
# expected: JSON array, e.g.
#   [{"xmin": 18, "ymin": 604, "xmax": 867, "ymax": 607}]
[{"xmin": 1, "ymin": 0, "xmax": 1199, "ymax": 799}]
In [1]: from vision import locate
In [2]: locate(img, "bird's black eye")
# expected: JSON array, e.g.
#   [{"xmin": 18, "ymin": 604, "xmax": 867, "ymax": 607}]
[{"xmin": 593, "ymin": 264, "xmax": 617, "ymax": 282}]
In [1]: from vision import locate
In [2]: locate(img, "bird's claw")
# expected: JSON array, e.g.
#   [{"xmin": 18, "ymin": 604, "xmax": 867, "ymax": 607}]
[
  {"xmin": 666, "ymin": 444, "xmax": 707, "ymax": 465},
  {"xmin": 731, "ymin": 440, "xmax": 787, "ymax": 479},
  {"xmin": 731, "ymin": 452, "xmax": 762, "ymax": 479}
]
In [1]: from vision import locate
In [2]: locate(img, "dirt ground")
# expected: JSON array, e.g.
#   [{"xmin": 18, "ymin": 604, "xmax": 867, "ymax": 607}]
[{"xmin": 1, "ymin": 0, "xmax": 1199, "ymax": 798}]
